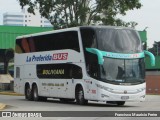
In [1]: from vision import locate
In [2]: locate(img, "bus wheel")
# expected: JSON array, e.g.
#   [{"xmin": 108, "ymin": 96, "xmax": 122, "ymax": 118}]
[
  {"xmin": 25, "ymin": 85, "xmax": 33, "ymax": 101},
  {"xmin": 116, "ymin": 101, "xmax": 125, "ymax": 106},
  {"xmin": 76, "ymin": 86, "xmax": 88, "ymax": 105},
  {"xmin": 33, "ymin": 85, "xmax": 39, "ymax": 101}
]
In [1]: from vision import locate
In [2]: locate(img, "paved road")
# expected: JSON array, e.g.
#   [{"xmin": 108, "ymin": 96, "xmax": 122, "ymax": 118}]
[
  {"xmin": 0, "ymin": 95, "xmax": 160, "ymax": 111},
  {"xmin": 0, "ymin": 95, "xmax": 160, "ymax": 120}
]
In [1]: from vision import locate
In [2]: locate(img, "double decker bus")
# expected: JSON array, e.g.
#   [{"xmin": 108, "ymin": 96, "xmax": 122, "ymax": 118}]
[{"xmin": 14, "ymin": 26, "xmax": 155, "ymax": 105}]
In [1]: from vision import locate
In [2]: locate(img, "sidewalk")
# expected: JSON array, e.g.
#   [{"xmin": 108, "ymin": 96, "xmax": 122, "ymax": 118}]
[
  {"xmin": 0, "ymin": 103, "xmax": 6, "ymax": 110},
  {"xmin": 0, "ymin": 91, "xmax": 23, "ymax": 110},
  {"xmin": 0, "ymin": 91, "xmax": 23, "ymax": 96}
]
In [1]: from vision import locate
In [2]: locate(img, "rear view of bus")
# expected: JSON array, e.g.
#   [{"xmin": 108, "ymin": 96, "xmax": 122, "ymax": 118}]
[{"xmin": 80, "ymin": 26, "xmax": 155, "ymax": 105}]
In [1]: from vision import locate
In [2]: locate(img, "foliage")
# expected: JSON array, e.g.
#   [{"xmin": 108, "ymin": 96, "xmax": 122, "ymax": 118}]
[
  {"xmin": 148, "ymin": 42, "xmax": 160, "ymax": 56},
  {"xmin": 18, "ymin": 0, "xmax": 142, "ymax": 29}
]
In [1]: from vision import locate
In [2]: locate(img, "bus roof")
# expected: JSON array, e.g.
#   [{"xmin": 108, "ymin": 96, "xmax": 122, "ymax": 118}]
[
  {"xmin": 16, "ymin": 26, "xmax": 135, "ymax": 39},
  {"xmin": 80, "ymin": 25, "xmax": 134, "ymax": 30}
]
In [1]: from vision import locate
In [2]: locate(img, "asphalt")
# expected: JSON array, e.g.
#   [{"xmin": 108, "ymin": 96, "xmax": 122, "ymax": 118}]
[
  {"xmin": 0, "ymin": 92, "xmax": 159, "ymax": 111},
  {"xmin": 0, "ymin": 91, "xmax": 23, "ymax": 110}
]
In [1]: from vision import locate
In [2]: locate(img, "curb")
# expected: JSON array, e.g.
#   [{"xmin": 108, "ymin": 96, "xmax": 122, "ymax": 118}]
[
  {"xmin": 0, "ymin": 103, "xmax": 6, "ymax": 110},
  {"xmin": 0, "ymin": 92, "xmax": 23, "ymax": 96}
]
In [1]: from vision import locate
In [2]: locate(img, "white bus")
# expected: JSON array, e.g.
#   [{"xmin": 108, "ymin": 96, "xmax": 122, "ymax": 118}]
[{"xmin": 14, "ymin": 26, "xmax": 155, "ymax": 106}]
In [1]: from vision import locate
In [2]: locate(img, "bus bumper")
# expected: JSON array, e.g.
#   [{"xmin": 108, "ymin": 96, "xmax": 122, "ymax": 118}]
[{"xmin": 96, "ymin": 83, "xmax": 146, "ymax": 102}]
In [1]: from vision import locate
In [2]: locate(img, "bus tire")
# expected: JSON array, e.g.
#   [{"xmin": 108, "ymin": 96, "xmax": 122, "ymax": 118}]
[
  {"xmin": 33, "ymin": 85, "xmax": 39, "ymax": 101},
  {"xmin": 76, "ymin": 86, "xmax": 88, "ymax": 105},
  {"xmin": 25, "ymin": 85, "xmax": 33, "ymax": 101},
  {"xmin": 116, "ymin": 101, "xmax": 125, "ymax": 106}
]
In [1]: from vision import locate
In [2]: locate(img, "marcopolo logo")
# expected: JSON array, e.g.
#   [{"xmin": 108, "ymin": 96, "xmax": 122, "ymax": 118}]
[{"xmin": 26, "ymin": 53, "xmax": 68, "ymax": 62}]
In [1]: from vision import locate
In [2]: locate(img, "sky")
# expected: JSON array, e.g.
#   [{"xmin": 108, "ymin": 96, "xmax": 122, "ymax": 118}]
[{"xmin": 0, "ymin": 0, "xmax": 160, "ymax": 48}]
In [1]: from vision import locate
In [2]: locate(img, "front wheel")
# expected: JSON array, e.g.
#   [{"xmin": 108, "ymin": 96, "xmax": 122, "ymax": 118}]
[{"xmin": 76, "ymin": 86, "xmax": 88, "ymax": 105}]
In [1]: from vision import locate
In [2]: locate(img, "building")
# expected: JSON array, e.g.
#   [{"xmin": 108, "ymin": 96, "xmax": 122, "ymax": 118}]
[
  {"xmin": 3, "ymin": 12, "xmax": 24, "ymax": 26},
  {"xmin": 0, "ymin": 25, "xmax": 53, "ymax": 49},
  {"xmin": 3, "ymin": 8, "xmax": 52, "ymax": 27},
  {"xmin": 145, "ymin": 56, "xmax": 160, "ymax": 94},
  {"xmin": 0, "ymin": 25, "xmax": 53, "ymax": 74},
  {"xmin": 140, "ymin": 31, "xmax": 160, "ymax": 95}
]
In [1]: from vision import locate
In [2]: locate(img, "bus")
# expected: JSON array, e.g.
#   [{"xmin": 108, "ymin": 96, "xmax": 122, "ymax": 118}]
[{"xmin": 14, "ymin": 26, "xmax": 155, "ymax": 106}]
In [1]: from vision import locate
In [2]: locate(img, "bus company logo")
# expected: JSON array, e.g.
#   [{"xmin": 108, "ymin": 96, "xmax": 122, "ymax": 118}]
[
  {"xmin": 106, "ymin": 53, "xmax": 140, "ymax": 59},
  {"xmin": 106, "ymin": 53, "xmax": 130, "ymax": 58},
  {"xmin": 26, "ymin": 53, "xmax": 68, "ymax": 62}
]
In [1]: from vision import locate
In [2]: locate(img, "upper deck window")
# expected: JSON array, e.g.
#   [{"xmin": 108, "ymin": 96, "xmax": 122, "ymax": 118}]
[{"xmin": 16, "ymin": 31, "xmax": 80, "ymax": 53}]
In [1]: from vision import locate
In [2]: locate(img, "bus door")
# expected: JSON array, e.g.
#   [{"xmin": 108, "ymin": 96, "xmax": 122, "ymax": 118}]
[
  {"xmin": 65, "ymin": 64, "xmax": 84, "ymax": 99},
  {"xmin": 65, "ymin": 79, "xmax": 75, "ymax": 98},
  {"xmin": 86, "ymin": 63, "xmax": 98, "ymax": 100}
]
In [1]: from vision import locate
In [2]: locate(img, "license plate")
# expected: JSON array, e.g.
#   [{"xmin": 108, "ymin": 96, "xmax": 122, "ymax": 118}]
[{"xmin": 121, "ymin": 96, "xmax": 129, "ymax": 100}]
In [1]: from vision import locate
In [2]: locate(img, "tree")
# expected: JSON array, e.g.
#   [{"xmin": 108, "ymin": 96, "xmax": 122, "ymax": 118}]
[
  {"xmin": 0, "ymin": 49, "xmax": 14, "ymax": 74},
  {"xmin": 18, "ymin": 0, "xmax": 142, "ymax": 29},
  {"xmin": 148, "ymin": 41, "xmax": 160, "ymax": 56}
]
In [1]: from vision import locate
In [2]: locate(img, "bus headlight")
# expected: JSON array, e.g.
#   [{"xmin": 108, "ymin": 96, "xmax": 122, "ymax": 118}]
[
  {"xmin": 137, "ymin": 88, "xmax": 146, "ymax": 92},
  {"xmin": 106, "ymin": 88, "xmax": 113, "ymax": 92}
]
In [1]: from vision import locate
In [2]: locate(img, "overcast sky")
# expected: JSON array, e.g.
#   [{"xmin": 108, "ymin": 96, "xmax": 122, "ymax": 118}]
[{"xmin": 0, "ymin": 0, "xmax": 160, "ymax": 48}]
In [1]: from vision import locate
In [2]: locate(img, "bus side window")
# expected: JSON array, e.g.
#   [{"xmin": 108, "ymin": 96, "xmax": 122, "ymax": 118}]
[
  {"xmin": 86, "ymin": 53, "xmax": 99, "ymax": 79},
  {"xmin": 80, "ymin": 28, "xmax": 99, "ymax": 79},
  {"xmin": 21, "ymin": 38, "xmax": 30, "ymax": 53},
  {"xmin": 15, "ymin": 44, "xmax": 23, "ymax": 53},
  {"xmin": 32, "ymin": 31, "xmax": 80, "ymax": 52},
  {"xmin": 28, "ymin": 37, "xmax": 36, "ymax": 52},
  {"xmin": 37, "ymin": 64, "xmax": 82, "ymax": 79},
  {"xmin": 70, "ymin": 65, "xmax": 82, "ymax": 79},
  {"xmin": 16, "ymin": 39, "xmax": 25, "ymax": 53}
]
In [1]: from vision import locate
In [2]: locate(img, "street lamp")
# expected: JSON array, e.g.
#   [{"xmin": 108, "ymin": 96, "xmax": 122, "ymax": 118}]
[
  {"xmin": 143, "ymin": 27, "xmax": 148, "ymax": 31},
  {"xmin": 142, "ymin": 27, "xmax": 148, "ymax": 50}
]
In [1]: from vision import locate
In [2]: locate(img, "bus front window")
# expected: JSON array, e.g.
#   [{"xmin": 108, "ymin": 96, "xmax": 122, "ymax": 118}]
[
  {"xmin": 100, "ymin": 58, "xmax": 145, "ymax": 84},
  {"xmin": 96, "ymin": 28, "xmax": 142, "ymax": 53}
]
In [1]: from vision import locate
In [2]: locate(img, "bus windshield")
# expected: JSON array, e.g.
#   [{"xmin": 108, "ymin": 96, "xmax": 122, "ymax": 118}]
[
  {"xmin": 100, "ymin": 58, "xmax": 145, "ymax": 84},
  {"xmin": 80, "ymin": 27, "xmax": 146, "ymax": 84},
  {"xmin": 96, "ymin": 28, "xmax": 143, "ymax": 53}
]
